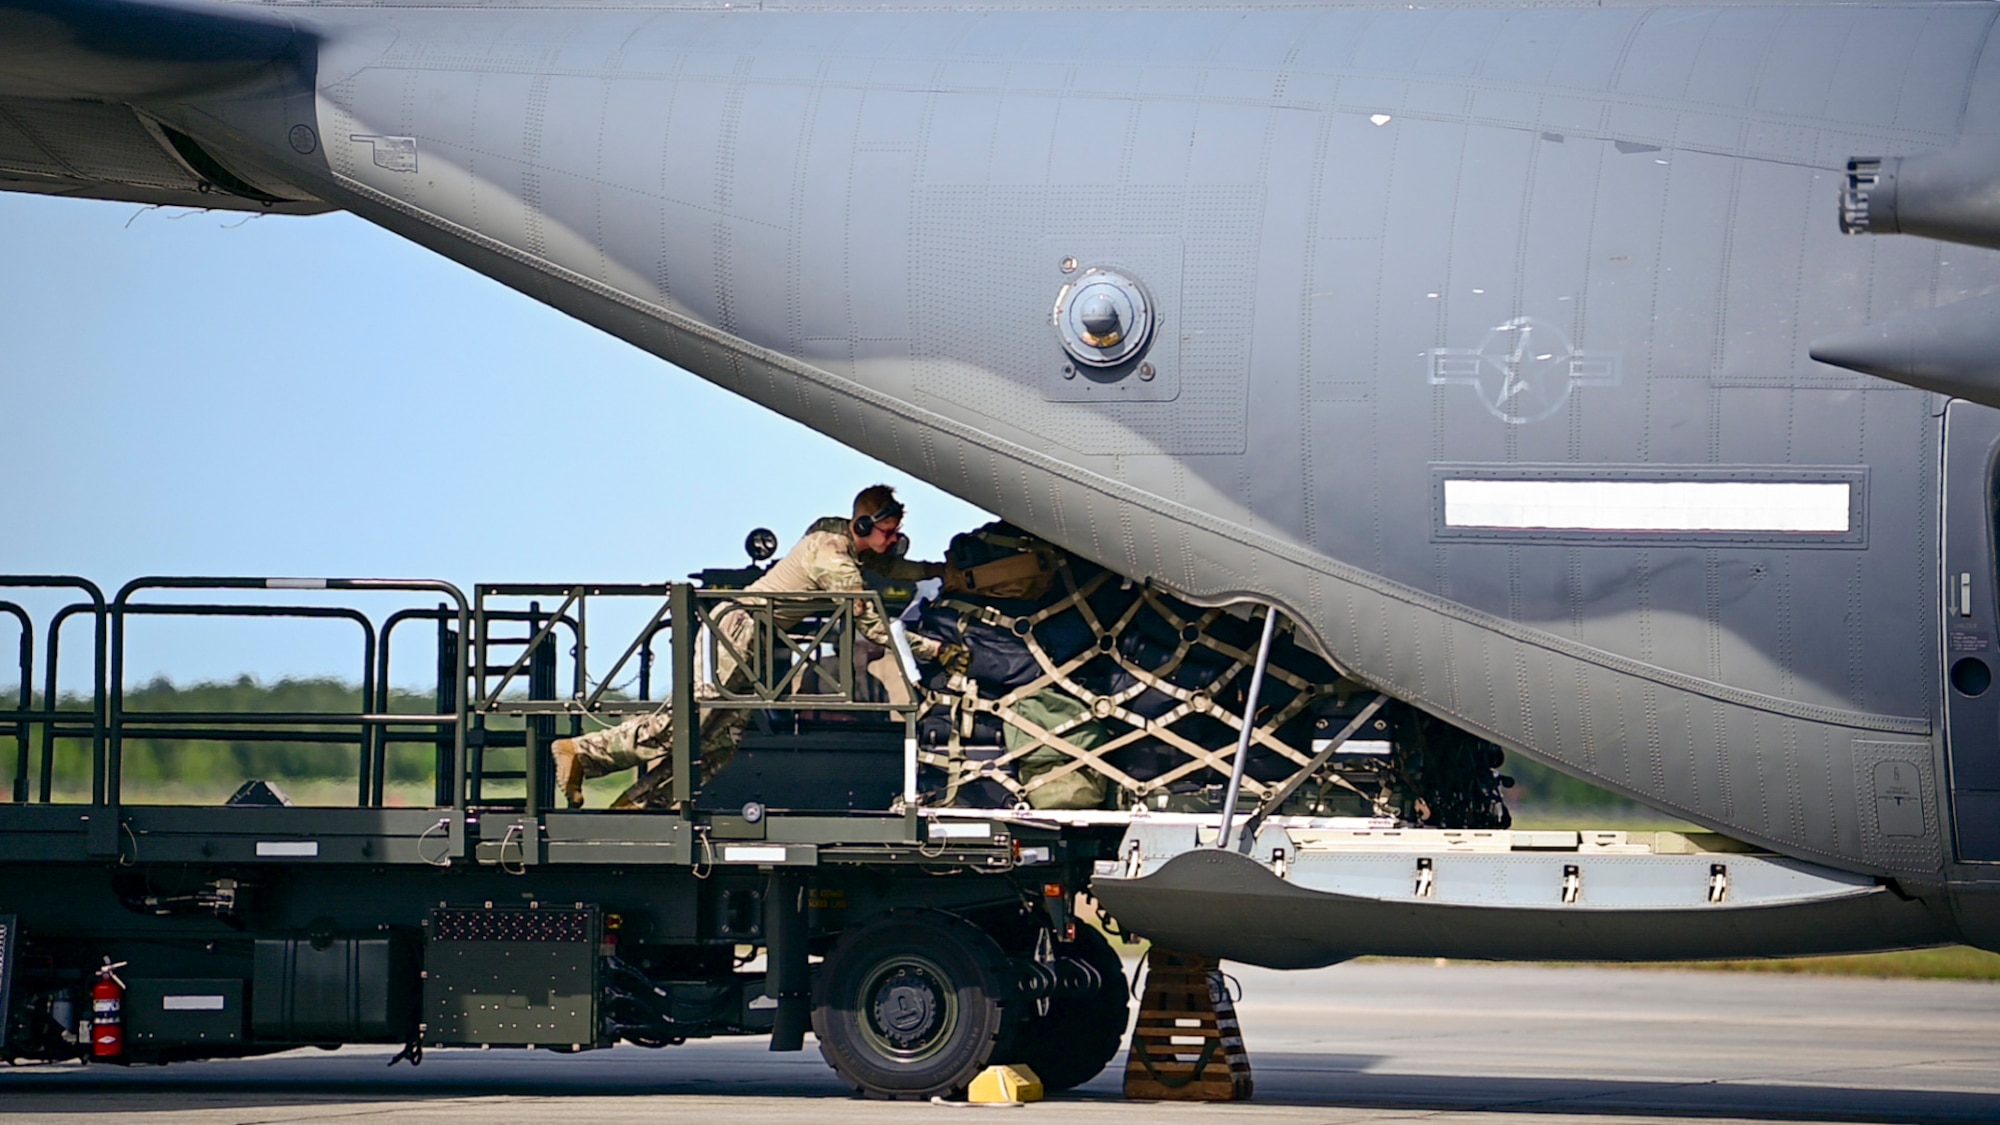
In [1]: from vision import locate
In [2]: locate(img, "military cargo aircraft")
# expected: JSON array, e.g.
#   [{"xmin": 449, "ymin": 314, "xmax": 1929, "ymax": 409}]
[{"xmin": 5, "ymin": 0, "xmax": 2000, "ymax": 973}]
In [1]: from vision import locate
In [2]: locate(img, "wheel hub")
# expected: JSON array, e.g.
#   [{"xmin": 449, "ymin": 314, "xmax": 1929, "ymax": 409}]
[{"xmin": 868, "ymin": 963, "xmax": 947, "ymax": 1053}]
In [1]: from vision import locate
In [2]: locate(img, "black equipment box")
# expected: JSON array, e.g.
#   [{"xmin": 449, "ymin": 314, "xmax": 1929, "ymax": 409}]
[
  {"xmin": 423, "ymin": 904, "xmax": 599, "ymax": 1048},
  {"xmin": 253, "ymin": 934, "xmax": 415, "ymax": 1043},
  {"xmin": 127, "ymin": 979, "xmax": 245, "ymax": 1048},
  {"xmin": 695, "ymin": 732, "xmax": 903, "ymax": 814}
]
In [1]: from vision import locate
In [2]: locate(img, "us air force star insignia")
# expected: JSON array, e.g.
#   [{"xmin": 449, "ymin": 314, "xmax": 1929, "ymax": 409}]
[{"xmin": 1428, "ymin": 317, "xmax": 1619, "ymax": 424}]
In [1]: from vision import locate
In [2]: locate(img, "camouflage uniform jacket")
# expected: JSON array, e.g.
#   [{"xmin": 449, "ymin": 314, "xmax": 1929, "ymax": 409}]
[{"xmin": 735, "ymin": 516, "xmax": 943, "ymax": 661}]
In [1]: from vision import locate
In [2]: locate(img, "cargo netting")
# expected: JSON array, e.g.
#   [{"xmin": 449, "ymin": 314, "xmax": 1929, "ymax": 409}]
[{"xmin": 902, "ymin": 524, "xmax": 1512, "ymax": 828}]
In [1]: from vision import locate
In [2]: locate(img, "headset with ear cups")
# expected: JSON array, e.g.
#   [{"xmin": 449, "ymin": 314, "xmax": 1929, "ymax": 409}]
[{"xmin": 851, "ymin": 497, "xmax": 905, "ymax": 539}]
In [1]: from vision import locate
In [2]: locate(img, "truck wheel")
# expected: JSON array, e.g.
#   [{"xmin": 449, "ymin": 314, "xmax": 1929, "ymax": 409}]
[
  {"xmin": 813, "ymin": 909, "xmax": 1017, "ymax": 1100},
  {"xmin": 1003, "ymin": 922, "xmax": 1130, "ymax": 1091}
]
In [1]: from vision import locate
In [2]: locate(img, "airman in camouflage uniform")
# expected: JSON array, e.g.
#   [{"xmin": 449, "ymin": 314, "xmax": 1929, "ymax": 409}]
[{"xmin": 553, "ymin": 485, "xmax": 964, "ymax": 809}]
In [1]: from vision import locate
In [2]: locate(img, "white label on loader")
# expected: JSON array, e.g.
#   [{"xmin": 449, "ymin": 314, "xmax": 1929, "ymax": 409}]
[
  {"xmin": 163, "ymin": 995, "xmax": 226, "ymax": 1011},
  {"xmin": 928, "ymin": 823, "xmax": 992, "ymax": 839},
  {"xmin": 722, "ymin": 845, "xmax": 788, "ymax": 863},
  {"xmin": 256, "ymin": 841, "xmax": 318, "ymax": 857},
  {"xmin": 1313, "ymin": 739, "xmax": 1393, "ymax": 756}
]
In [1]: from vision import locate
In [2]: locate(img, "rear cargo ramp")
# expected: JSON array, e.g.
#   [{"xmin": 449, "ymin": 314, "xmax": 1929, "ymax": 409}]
[{"xmin": 1091, "ymin": 827, "xmax": 1954, "ymax": 969}]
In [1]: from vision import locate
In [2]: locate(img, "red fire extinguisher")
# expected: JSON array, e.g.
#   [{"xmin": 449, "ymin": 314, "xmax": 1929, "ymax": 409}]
[{"xmin": 91, "ymin": 959, "xmax": 128, "ymax": 1060}]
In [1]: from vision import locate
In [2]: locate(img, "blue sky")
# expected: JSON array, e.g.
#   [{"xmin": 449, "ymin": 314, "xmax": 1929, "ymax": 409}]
[{"xmin": 0, "ymin": 194, "xmax": 990, "ymax": 688}]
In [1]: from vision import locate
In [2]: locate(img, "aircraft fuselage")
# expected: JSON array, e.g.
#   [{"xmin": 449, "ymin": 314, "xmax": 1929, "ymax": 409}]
[{"xmin": 5, "ymin": 0, "xmax": 2000, "ymax": 954}]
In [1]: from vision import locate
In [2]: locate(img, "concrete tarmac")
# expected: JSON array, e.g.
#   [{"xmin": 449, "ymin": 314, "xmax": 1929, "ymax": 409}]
[{"xmin": 2, "ymin": 961, "xmax": 1994, "ymax": 1124}]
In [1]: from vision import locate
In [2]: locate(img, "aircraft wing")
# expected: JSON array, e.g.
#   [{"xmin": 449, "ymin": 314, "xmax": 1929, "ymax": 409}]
[{"xmin": 0, "ymin": 0, "xmax": 328, "ymax": 212}]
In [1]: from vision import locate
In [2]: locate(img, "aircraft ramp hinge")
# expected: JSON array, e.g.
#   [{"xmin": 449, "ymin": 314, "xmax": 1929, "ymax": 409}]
[
  {"xmin": 1708, "ymin": 863, "xmax": 1730, "ymax": 904},
  {"xmin": 1413, "ymin": 857, "xmax": 1435, "ymax": 898},
  {"xmin": 1123, "ymin": 840, "xmax": 1145, "ymax": 880},
  {"xmin": 1561, "ymin": 864, "xmax": 1582, "ymax": 905},
  {"xmin": 1269, "ymin": 847, "xmax": 1289, "ymax": 879}
]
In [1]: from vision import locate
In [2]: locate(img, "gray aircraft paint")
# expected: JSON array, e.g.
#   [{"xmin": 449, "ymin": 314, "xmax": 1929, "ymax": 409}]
[{"xmin": 7, "ymin": 0, "xmax": 2000, "ymax": 952}]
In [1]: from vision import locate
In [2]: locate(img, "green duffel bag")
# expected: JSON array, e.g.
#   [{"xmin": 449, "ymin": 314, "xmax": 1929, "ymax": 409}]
[{"xmin": 1004, "ymin": 689, "xmax": 1111, "ymax": 810}]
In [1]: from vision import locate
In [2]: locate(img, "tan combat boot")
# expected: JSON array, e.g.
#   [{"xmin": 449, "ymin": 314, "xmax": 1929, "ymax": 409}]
[{"xmin": 551, "ymin": 737, "xmax": 585, "ymax": 809}]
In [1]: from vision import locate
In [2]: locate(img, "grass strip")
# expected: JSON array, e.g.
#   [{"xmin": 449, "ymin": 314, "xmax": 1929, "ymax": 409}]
[{"xmin": 1356, "ymin": 946, "xmax": 2000, "ymax": 980}]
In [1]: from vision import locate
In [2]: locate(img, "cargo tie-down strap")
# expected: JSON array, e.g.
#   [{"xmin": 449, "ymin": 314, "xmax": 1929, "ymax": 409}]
[{"xmin": 913, "ymin": 550, "xmax": 1386, "ymax": 812}]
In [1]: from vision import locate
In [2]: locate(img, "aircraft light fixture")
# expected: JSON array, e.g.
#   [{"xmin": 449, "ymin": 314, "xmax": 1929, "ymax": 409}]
[
  {"xmin": 1077, "ymin": 292, "xmax": 1124, "ymax": 348},
  {"xmin": 1052, "ymin": 267, "xmax": 1153, "ymax": 369}
]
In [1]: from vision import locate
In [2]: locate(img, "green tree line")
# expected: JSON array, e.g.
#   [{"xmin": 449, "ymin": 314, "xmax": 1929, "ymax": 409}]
[{"xmin": 3, "ymin": 676, "xmax": 455, "ymax": 800}]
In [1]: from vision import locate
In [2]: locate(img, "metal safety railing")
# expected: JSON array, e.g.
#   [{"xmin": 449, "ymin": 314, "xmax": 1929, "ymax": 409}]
[
  {"xmin": 0, "ymin": 574, "xmax": 919, "ymax": 821},
  {"xmin": 468, "ymin": 583, "xmax": 671, "ymax": 816},
  {"xmin": 0, "ymin": 576, "xmax": 467, "ymax": 815},
  {"xmin": 0, "ymin": 578, "xmax": 106, "ymax": 805},
  {"xmin": 108, "ymin": 578, "xmax": 472, "ymax": 815},
  {"xmin": 470, "ymin": 583, "xmax": 918, "ymax": 812}
]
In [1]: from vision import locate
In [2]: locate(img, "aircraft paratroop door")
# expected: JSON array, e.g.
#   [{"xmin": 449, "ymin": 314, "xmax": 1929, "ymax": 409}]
[{"xmin": 1943, "ymin": 401, "xmax": 2000, "ymax": 862}]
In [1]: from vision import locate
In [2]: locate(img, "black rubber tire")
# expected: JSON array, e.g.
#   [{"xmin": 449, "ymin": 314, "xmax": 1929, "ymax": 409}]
[
  {"xmin": 813, "ymin": 909, "xmax": 1018, "ymax": 1100},
  {"xmin": 1000, "ymin": 923, "xmax": 1131, "ymax": 1092}
]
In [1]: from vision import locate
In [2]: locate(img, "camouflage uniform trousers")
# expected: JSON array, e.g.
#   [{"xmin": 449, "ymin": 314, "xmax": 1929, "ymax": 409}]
[
  {"xmin": 568, "ymin": 608, "xmax": 758, "ymax": 807},
  {"xmin": 564, "ymin": 697, "xmax": 752, "ymax": 774}
]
